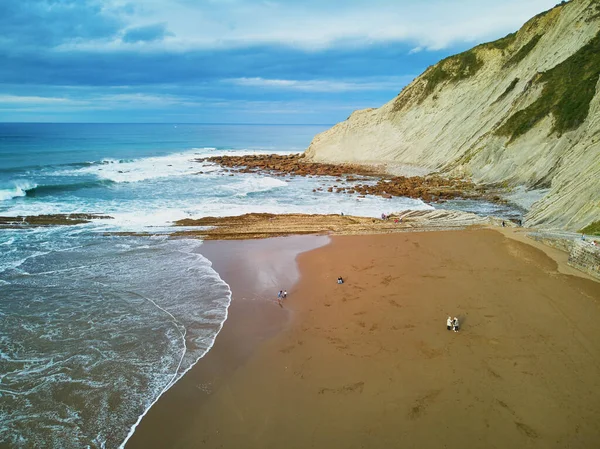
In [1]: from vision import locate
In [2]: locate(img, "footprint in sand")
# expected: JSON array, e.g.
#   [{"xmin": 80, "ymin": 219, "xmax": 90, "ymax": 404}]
[
  {"xmin": 408, "ymin": 389, "xmax": 442, "ymax": 419},
  {"xmin": 319, "ymin": 381, "xmax": 365, "ymax": 395},
  {"xmin": 515, "ymin": 421, "xmax": 539, "ymax": 439},
  {"xmin": 279, "ymin": 345, "xmax": 295, "ymax": 354},
  {"xmin": 381, "ymin": 275, "xmax": 396, "ymax": 285}
]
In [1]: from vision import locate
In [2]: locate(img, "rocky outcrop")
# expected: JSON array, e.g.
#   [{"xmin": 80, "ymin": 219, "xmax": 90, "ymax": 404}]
[
  {"xmin": 0, "ymin": 214, "xmax": 113, "ymax": 228},
  {"xmin": 171, "ymin": 210, "xmax": 499, "ymax": 240},
  {"xmin": 196, "ymin": 154, "xmax": 377, "ymax": 177},
  {"xmin": 568, "ymin": 240, "xmax": 600, "ymax": 279},
  {"xmin": 305, "ymin": 0, "xmax": 600, "ymax": 232},
  {"xmin": 198, "ymin": 154, "xmax": 491, "ymax": 202}
]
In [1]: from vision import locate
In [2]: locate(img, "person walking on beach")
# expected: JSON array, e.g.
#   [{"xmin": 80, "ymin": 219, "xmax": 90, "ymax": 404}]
[
  {"xmin": 452, "ymin": 317, "xmax": 460, "ymax": 332},
  {"xmin": 283, "ymin": 290, "xmax": 287, "ymax": 299},
  {"xmin": 337, "ymin": 276, "xmax": 344, "ymax": 284},
  {"xmin": 446, "ymin": 316, "xmax": 452, "ymax": 331}
]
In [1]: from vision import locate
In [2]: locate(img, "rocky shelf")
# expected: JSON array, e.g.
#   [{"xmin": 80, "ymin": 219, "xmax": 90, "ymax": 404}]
[
  {"xmin": 196, "ymin": 154, "xmax": 497, "ymax": 203},
  {"xmin": 0, "ymin": 214, "xmax": 113, "ymax": 228}
]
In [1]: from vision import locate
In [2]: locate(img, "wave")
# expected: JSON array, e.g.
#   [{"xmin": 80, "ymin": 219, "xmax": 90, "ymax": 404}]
[
  {"xmin": 0, "ymin": 160, "xmax": 103, "ymax": 175},
  {"xmin": 0, "ymin": 178, "xmax": 119, "ymax": 202},
  {"xmin": 54, "ymin": 151, "xmax": 205, "ymax": 184},
  {"xmin": 24, "ymin": 180, "xmax": 114, "ymax": 197},
  {"xmin": 0, "ymin": 181, "xmax": 38, "ymax": 201},
  {"xmin": 54, "ymin": 148, "xmax": 297, "ymax": 184},
  {"xmin": 229, "ymin": 176, "xmax": 288, "ymax": 197}
]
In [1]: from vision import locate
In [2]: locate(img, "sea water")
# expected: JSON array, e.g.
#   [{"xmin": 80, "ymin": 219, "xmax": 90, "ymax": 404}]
[{"xmin": 0, "ymin": 123, "xmax": 520, "ymax": 448}]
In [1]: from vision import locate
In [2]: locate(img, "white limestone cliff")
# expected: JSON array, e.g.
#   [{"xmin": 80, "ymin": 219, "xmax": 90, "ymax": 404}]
[{"xmin": 305, "ymin": 0, "xmax": 600, "ymax": 231}]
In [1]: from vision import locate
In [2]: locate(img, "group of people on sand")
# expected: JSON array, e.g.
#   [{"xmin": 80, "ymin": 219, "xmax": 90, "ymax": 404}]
[
  {"xmin": 446, "ymin": 316, "xmax": 460, "ymax": 332},
  {"xmin": 381, "ymin": 213, "xmax": 402, "ymax": 224}
]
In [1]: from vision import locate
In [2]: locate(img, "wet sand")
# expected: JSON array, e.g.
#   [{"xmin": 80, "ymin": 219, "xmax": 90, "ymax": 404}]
[
  {"xmin": 126, "ymin": 229, "xmax": 600, "ymax": 449},
  {"xmin": 124, "ymin": 235, "xmax": 328, "ymax": 448}
]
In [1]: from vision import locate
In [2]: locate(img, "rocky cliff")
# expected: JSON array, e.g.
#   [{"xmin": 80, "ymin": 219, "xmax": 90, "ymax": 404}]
[{"xmin": 305, "ymin": 0, "xmax": 600, "ymax": 231}]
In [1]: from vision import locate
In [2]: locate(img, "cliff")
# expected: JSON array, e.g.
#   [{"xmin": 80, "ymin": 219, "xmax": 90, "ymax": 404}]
[{"xmin": 305, "ymin": 0, "xmax": 600, "ymax": 231}]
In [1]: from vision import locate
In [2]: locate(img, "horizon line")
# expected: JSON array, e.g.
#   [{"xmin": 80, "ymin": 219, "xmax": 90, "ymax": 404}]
[{"xmin": 0, "ymin": 122, "xmax": 335, "ymax": 126}]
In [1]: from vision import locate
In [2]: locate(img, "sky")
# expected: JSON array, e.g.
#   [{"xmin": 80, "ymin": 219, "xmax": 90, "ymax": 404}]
[{"xmin": 0, "ymin": 0, "xmax": 560, "ymax": 124}]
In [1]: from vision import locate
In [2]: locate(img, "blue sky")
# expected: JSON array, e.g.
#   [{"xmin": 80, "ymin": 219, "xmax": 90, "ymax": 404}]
[{"xmin": 0, "ymin": 0, "xmax": 559, "ymax": 124}]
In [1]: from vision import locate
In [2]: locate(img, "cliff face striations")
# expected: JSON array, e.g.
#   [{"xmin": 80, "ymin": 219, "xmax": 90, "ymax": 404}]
[{"xmin": 305, "ymin": 0, "xmax": 600, "ymax": 231}]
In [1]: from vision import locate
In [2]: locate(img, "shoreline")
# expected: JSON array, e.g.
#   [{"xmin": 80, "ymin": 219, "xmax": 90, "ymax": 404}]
[
  {"xmin": 127, "ymin": 227, "xmax": 599, "ymax": 448},
  {"xmin": 124, "ymin": 235, "xmax": 329, "ymax": 448}
]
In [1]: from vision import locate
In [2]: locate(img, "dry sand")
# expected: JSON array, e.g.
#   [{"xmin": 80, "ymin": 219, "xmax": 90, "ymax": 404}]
[{"xmin": 126, "ymin": 229, "xmax": 600, "ymax": 449}]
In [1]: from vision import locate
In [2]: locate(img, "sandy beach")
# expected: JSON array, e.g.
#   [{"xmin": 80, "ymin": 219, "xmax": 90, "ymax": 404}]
[{"xmin": 126, "ymin": 228, "xmax": 600, "ymax": 449}]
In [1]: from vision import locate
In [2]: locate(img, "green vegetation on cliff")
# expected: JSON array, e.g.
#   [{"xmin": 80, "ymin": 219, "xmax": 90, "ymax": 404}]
[
  {"xmin": 497, "ymin": 30, "xmax": 600, "ymax": 141},
  {"xmin": 580, "ymin": 221, "xmax": 600, "ymax": 236},
  {"xmin": 392, "ymin": 49, "xmax": 485, "ymax": 111},
  {"xmin": 504, "ymin": 34, "xmax": 543, "ymax": 67},
  {"xmin": 481, "ymin": 32, "xmax": 517, "ymax": 51},
  {"xmin": 420, "ymin": 51, "xmax": 483, "ymax": 101},
  {"xmin": 495, "ymin": 78, "xmax": 520, "ymax": 103}
]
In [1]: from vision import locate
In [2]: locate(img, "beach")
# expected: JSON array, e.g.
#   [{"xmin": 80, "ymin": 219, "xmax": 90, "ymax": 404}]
[
  {"xmin": 126, "ymin": 228, "xmax": 600, "ymax": 449},
  {"xmin": 0, "ymin": 124, "xmax": 522, "ymax": 447}
]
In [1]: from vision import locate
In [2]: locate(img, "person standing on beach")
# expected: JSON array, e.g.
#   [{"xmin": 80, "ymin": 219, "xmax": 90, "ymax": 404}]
[
  {"xmin": 283, "ymin": 290, "xmax": 287, "ymax": 299},
  {"xmin": 447, "ymin": 316, "xmax": 452, "ymax": 331},
  {"xmin": 453, "ymin": 317, "xmax": 460, "ymax": 332}
]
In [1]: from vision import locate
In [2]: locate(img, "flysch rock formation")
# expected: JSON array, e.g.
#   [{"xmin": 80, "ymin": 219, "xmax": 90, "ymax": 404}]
[{"xmin": 305, "ymin": 0, "xmax": 600, "ymax": 231}]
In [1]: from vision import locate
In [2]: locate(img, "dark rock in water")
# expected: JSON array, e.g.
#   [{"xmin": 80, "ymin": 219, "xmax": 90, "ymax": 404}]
[
  {"xmin": 0, "ymin": 214, "xmax": 113, "ymax": 228},
  {"xmin": 196, "ymin": 153, "xmax": 496, "ymax": 203}
]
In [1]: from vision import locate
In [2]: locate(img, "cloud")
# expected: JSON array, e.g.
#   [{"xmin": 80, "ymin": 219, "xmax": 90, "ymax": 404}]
[
  {"xmin": 227, "ymin": 77, "xmax": 416, "ymax": 92},
  {"xmin": 0, "ymin": 0, "xmax": 564, "ymax": 123},
  {"xmin": 122, "ymin": 23, "xmax": 174, "ymax": 43},
  {"xmin": 0, "ymin": 42, "xmax": 428, "ymax": 86},
  {"xmin": 60, "ymin": 0, "xmax": 558, "ymax": 52},
  {"xmin": 0, "ymin": 0, "xmax": 560, "ymax": 53},
  {"xmin": 0, "ymin": 0, "xmax": 123, "ymax": 49},
  {"xmin": 0, "ymin": 95, "xmax": 78, "ymax": 105}
]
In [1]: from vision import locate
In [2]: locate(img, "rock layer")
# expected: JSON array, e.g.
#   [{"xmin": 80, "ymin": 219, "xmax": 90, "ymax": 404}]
[
  {"xmin": 0, "ymin": 214, "xmax": 113, "ymax": 228},
  {"xmin": 172, "ymin": 210, "xmax": 498, "ymax": 240},
  {"xmin": 305, "ymin": 0, "xmax": 600, "ymax": 231}
]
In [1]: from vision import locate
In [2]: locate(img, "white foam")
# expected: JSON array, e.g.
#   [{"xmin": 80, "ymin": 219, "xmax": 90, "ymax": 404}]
[
  {"xmin": 117, "ymin": 249, "xmax": 232, "ymax": 449},
  {"xmin": 0, "ymin": 237, "xmax": 15, "ymax": 246},
  {"xmin": 0, "ymin": 250, "xmax": 51, "ymax": 274},
  {"xmin": 58, "ymin": 148, "xmax": 296, "ymax": 184},
  {"xmin": 0, "ymin": 180, "xmax": 37, "ymax": 201},
  {"xmin": 194, "ymin": 148, "xmax": 301, "ymax": 158},
  {"xmin": 56, "ymin": 151, "xmax": 204, "ymax": 183},
  {"xmin": 226, "ymin": 176, "xmax": 288, "ymax": 197}
]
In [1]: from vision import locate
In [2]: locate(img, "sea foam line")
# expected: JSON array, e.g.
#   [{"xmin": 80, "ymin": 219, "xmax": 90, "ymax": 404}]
[{"xmin": 117, "ymin": 262, "xmax": 232, "ymax": 449}]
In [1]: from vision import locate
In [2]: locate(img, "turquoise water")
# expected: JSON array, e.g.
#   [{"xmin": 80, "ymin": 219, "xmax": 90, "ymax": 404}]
[{"xmin": 0, "ymin": 123, "xmax": 518, "ymax": 448}]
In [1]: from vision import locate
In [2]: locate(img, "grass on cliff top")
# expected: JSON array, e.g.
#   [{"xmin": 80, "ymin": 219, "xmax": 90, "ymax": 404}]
[
  {"xmin": 580, "ymin": 221, "xmax": 600, "ymax": 236},
  {"xmin": 480, "ymin": 32, "xmax": 517, "ymax": 51},
  {"xmin": 496, "ymin": 30, "xmax": 600, "ymax": 141},
  {"xmin": 391, "ymin": 0, "xmax": 568, "ymax": 112},
  {"xmin": 418, "ymin": 51, "xmax": 484, "ymax": 102}
]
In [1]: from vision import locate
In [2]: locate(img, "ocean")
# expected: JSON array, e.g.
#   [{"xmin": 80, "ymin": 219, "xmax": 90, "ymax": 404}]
[{"xmin": 0, "ymin": 123, "xmax": 519, "ymax": 448}]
